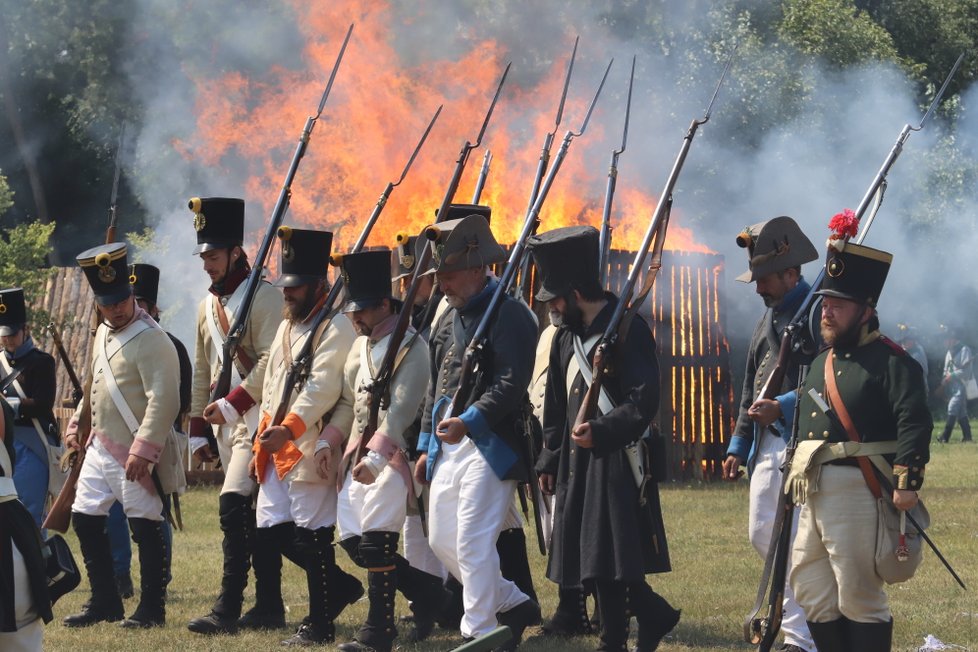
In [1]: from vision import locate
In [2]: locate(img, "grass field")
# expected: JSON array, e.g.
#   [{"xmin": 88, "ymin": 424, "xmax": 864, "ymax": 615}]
[{"xmin": 43, "ymin": 433, "xmax": 978, "ymax": 651}]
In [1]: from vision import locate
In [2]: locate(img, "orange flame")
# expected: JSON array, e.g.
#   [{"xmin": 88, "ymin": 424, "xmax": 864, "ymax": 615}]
[{"xmin": 176, "ymin": 1, "xmax": 714, "ymax": 256}]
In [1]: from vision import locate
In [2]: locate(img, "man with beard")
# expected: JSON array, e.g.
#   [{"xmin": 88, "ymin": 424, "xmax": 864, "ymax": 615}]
[
  {"xmin": 530, "ymin": 226, "xmax": 676, "ymax": 652},
  {"xmin": 787, "ymin": 232, "xmax": 931, "ymax": 651},
  {"xmin": 185, "ymin": 197, "xmax": 285, "ymax": 635},
  {"xmin": 333, "ymin": 248, "xmax": 444, "ymax": 652},
  {"xmin": 216, "ymin": 227, "xmax": 361, "ymax": 646},
  {"xmin": 62, "ymin": 242, "xmax": 180, "ymax": 628},
  {"xmin": 937, "ymin": 325, "xmax": 973, "ymax": 443},
  {"xmin": 415, "ymin": 213, "xmax": 540, "ymax": 650},
  {"xmin": 721, "ymin": 216, "xmax": 819, "ymax": 652}
]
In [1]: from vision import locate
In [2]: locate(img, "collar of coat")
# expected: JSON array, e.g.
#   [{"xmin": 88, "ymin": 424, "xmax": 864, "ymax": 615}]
[{"xmin": 774, "ymin": 275, "xmax": 811, "ymax": 315}]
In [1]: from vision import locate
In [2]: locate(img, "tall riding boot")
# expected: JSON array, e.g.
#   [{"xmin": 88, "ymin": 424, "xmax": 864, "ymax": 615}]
[
  {"xmin": 960, "ymin": 416, "xmax": 973, "ymax": 442},
  {"xmin": 496, "ymin": 527, "xmax": 538, "ymax": 603},
  {"xmin": 338, "ymin": 531, "xmax": 400, "ymax": 652},
  {"xmin": 282, "ymin": 526, "xmax": 337, "ymax": 646},
  {"xmin": 439, "ymin": 575, "xmax": 465, "ymax": 630},
  {"xmin": 630, "ymin": 581, "xmax": 680, "ymax": 652},
  {"xmin": 848, "ymin": 619, "xmax": 892, "ymax": 652},
  {"xmin": 238, "ymin": 521, "xmax": 289, "ymax": 630},
  {"xmin": 188, "ymin": 492, "xmax": 253, "ymax": 634},
  {"xmin": 120, "ymin": 518, "xmax": 167, "ymax": 628},
  {"xmin": 594, "ymin": 580, "xmax": 630, "ymax": 652},
  {"xmin": 394, "ymin": 554, "xmax": 450, "ymax": 642},
  {"xmin": 542, "ymin": 586, "xmax": 593, "ymax": 636},
  {"xmin": 64, "ymin": 513, "xmax": 125, "ymax": 627},
  {"xmin": 939, "ymin": 416, "xmax": 956, "ymax": 443},
  {"xmin": 807, "ymin": 618, "xmax": 849, "ymax": 652}
]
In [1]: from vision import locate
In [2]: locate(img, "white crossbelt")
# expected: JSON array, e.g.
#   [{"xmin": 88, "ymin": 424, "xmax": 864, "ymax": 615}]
[
  {"xmin": 206, "ymin": 284, "xmax": 248, "ymax": 384},
  {"xmin": 94, "ymin": 320, "xmax": 151, "ymax": 435}
]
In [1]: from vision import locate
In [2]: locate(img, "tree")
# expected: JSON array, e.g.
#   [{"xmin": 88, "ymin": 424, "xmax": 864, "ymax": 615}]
[{"xmin": 0, "ymin": 221, "xmax": 56, "ymax": 328}]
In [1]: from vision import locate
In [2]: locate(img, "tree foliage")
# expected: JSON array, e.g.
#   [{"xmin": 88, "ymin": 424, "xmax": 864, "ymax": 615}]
[{"xmin": 0, "ymin": 220, "xmax": 56, "ymax": 328}]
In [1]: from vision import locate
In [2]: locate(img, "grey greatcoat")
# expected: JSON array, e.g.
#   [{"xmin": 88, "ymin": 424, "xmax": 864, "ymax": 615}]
[{"xmin": 536, "ymin": 296, "xmax": 669, "ymax": 587}]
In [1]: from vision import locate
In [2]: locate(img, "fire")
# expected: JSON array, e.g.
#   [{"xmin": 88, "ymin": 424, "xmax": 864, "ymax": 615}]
[{"xmin": 175, "ymin": 0, "xmax": 714, "ymax": 256}]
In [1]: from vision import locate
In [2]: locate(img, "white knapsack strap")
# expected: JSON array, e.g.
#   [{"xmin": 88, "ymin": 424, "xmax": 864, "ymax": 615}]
[
  {"xmin": 206, "ymin": 287, "xmax": 249, "ymax": 382},
  {"xmin": 95, "ymin": 324, "xmax": 146, "ymax": 435}
]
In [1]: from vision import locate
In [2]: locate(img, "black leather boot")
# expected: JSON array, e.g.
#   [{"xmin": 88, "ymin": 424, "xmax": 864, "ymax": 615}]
[
  {"xmin": 120, "ymin": 518, "xmax": 167, "ymax": 628},
  {"xmin": 238, "ymin": 521, "xmax": 290, "ymax": 630},
  {"xmin": 282, "ymin": 526, "xmax": 336, "ymax": 646},
  {"xmin": 64, "ymin": 512, "xmax": 125, "ymax": 627},
  {"xmin": 394, "ymin": 554, "xmax": 450, "ymax": 642},
  {"xmin": 188, "ymin": 492, "xmax": 253, "ymax": 634},
  {"xmin": 337, "ymin": 531, "xmax": 399, "ymax": 652},
  {"xmin": 807, "ymin": 618, "xmax": 849, "ymax": 652},
  {"xmin": 497, "ymin": 527, "xmax": 538, "ymax": 603},
  {"xmin": 496, "ymin": 597, "xmax": 542, "ymax": 652},
  {"xmin": 439, "ymin": 575, "xmax": 465, "ymax": 630},
  {"xmin": 848, "ymin": 618, "xmax": 892, "ymax": 652},
  {"xmin": 594, "ymin": 580, "xmax": 629, "ymax": 652},
  {"xmin": 630, "ymin": 581, "xmax": 680, "ymax": 652},
  {"xmin": 542, "ymin": 586, "xmax": 593, "ymax": 636}
]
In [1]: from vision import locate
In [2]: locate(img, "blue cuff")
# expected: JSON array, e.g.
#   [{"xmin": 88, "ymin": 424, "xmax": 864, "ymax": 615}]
[
  {"xmin": 417, "ymin": 431, "xmax": 432, "ymax": 453},
  {"xmin": 776, "ymin": 391, "xmax": 796, "ymax": 443},
  {"xmin": 458, "ymin": 404, "xmax": 490, "ymax": 438},
  {"xmin": 726, "ymin": 433, "xmax": 751, "ymax": 461}
]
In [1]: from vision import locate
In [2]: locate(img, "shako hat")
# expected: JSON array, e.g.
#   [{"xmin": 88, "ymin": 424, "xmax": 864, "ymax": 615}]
[
  {"xmin": 424, "ymin": 213, "xmax": 506, "ymax": 274},
  {"xmin": 274, "ymin": 227, "xmax": 333, "ymax": 288},
  {"xmin": 188, "ymin": 197, "xmax": 245, "ymax": 255},
  {"xmin": 77, "ymin": 242, "xmax": 132, "ymax": 306},
  {"xmin": 129, "ymin": 263, "xmax": 160, "ymax": 306},
  {"xmin": 527, "ymin": 226, "xmax": 602, "ymax": 303},
  {"xmin": 735, "ymin": 216, "xmax": 818, "ymax": 283},
  {"xmin": 0, "ymin": 288, "xmax": 27, "ymax": 336},
  {"xmin": 436, "ymin": 203, "xmax": 492, "ymax": 225},
  {"xmin": 337, "ymin": 249, "xmax": 396, "ymax": 313},
  {"xmin": 815, "ymin": 209, "xmax": 891, "ymax": 307}
]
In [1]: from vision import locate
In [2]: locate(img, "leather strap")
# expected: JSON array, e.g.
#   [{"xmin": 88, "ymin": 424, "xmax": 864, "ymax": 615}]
[
  {"xmin": 214, "ymin": 296, "xmax": 255, "ymax": 373},
  {"xmin": 824, "ymin": 352, "xmax": 882, "ymax": 499}
]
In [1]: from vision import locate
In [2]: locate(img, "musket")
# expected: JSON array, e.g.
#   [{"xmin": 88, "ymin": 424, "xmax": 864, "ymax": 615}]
[
  {"xmin": 471, "ymin": 150, "xmax": 492, "ymax": 203},
  {"xmin": 598, "ymin": 56, "xmax": 635, "ymax": 287},
  {"xmin": 512, "ymin": 36, "xmax": 578, "ymax": 299},
  {"xmin": 44, "ymin": 121, "xmax": 128, "ymax": 533},
  {"xmin": 46, "ymin": 322, "xmax": 83, "ymax": 407},
  {"xmin": 745, "ymin": 52, "xmax": 966, "ymax": 645},
  {"xmin": 209, "ymin": 23, "xmax": 353, "ymax": 405},
  {"xmin": 438, "ymin": 59, "xmax": 611, "ymax": 557},
  {"xmin": 265, "ymin": 102, "xmax": 443, "ymax": 434},
  {"xmin": 573, "ymin": 51, "xmax": 732, "ymax": 437}
]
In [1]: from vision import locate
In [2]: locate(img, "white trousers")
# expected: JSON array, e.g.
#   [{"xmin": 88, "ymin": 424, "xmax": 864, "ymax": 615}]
[
  {"xmin": 216, "ymin": 418, "xmax": 257, "ymax": 496},
  {"xmin": 73, "ymin": 436, "xmax": 162, "ymax": 520},
  {"xmin": 337, "ymin": 465, "xmax": 408, "ymax": 540},
  {"xmin": 428, "ymin": 438, "xmax": 528, "ymax": 638},
  {"xmin": 790, "ymin": 465, "xmax": 890, "ymax": 623},
  {"xmin": 403, "ymin": 512, "xmax": 446, "ymax": 580},
  {"xmin": 256, "ymin": 465, "xmax": 336, "ymax": 530},
  {"xmin": 749, "ymin": 431, "xmax": 814, "ymax": 650},
  {"xmin": 0, "ymin": 541, "xmax": 43, "ymax": 652}
]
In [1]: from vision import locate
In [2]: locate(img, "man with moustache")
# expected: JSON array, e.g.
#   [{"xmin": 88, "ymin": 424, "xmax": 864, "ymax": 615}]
[
  {"xmin": 530, "ymin": 226, "xmax": 676, "ymax": 652},
  {"xmin": 185, "ymin": 197, "xmax": 286, "ymax": 635},
  {"xmin": 415, "ymin": 213, "xmax": 540, "ymax": 650},
  {"xmin": 62, "ymin": 242, "xmax": 180, "ymax": 628},
  {"xmin": 333, "ymin": 249, "xmax": 444, "ymax": 652},
  {"xmin": 787, "ymin": 233, "xmax": 931, "ymax": 651},
  {"xmin": 722, "ymin": 217, "xmax": 819, "ymax": 652},
  {"xmin": 216, "ymin": 227, "xmax": 361, "ymax": 646}
]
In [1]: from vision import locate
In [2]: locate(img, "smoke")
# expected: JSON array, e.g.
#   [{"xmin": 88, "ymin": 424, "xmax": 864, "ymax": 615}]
[{"xmin": 112, "ymin": 0, "xmax": 976, "ymax": 358}]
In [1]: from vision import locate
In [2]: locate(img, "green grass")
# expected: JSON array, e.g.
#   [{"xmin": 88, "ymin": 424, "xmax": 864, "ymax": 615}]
[{"xmin": 43, "ymin": 432, "xmax": 978, "ymax": 651}]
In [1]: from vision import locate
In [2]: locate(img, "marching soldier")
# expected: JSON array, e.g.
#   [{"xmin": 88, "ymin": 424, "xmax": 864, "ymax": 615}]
[
  {"xmin": 896, "ymin": 324, "xmax": 928, "ymax": 394},
  {"xmin": 184, "ymin": 197, "xmax": 286, "ymax": 635},
  {"xmin": 721, "ymin": 216, "xmax": 819, "ymax": 652},
  {"xmin": 937, "ymin": 325, "xmax": 973, "ymax": 443},
  {"xmin": 530, "ymin": 226, "xmax": 677, "ymax": 652},
  {"xmin": 220, "ymin": 227, "xmax": 361, "ymax": 646},
  {"xmin": 0, "ymin": 288, "xmax": 61, "ymax": 528},
  {"xmin": 334, "ymin": 249, "xmax": 444, "ymax": 652},
  {"xmin": 787, "ymin": 233, "xmax": 931, "ymax": 651},
  {"xmin": 414, "ymin": 213, "xmax": 540, "ymax": 649},
  {"xmin": 62, "ymin": 242, "xmax": 181, "ymax": 628}
]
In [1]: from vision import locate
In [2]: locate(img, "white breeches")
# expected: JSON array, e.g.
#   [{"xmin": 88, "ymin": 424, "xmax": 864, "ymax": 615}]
[
  {"xmin": 256, "ymin": 464, "xmax": 336, "ymax": 530},
  {"xmin": 337, "ymin": 465, "xmax": 408, "ymax": 540},
  {"xmin": 216, "ymin": 412, "xmax": 257, "ymax": 496},
  {"xmin": 73, "ymin": 436, "xmax": 162, "ymax": 520}
]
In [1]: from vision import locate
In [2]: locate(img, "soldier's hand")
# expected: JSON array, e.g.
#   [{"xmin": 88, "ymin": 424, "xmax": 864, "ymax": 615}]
[
  {"xmin": 722, "ymin": 454, "xmax": 744, "ymax": 481},
  {"xmin": 436, "ymin": 417, "xmax": 467, "ymax": 445},
  {"xmin": 414, "ymin": 453, "xmax": 429, "ymax": 486},
  {"xmin": 203, "ymin": 401, "xmax": 227, "ymax": 425},
  {"xmin": 539, "ymin": 472, "xmax": 555, "ymax": 496},
  {"xmin": 352, "ymin": 460, "xmax": 377, "ymax": 485},
  {"xmin": 125, "ymin": 454, "xmax": 152, "ymax": 483},
  {"xmin": 893, "ymin": 489, "xmax": 919, "ymax": 511},
  {"xmin": 64, "ymin": 433, "xmax": 81, "ymax": 452},
  {"xmin": 248, "ymin": 456, "xmax": 258, "ymax": 482},
  {"xmin": 259, "ymin": 425, "xmax": 290, "ymax": 453},
  {"xmin": 747, "ymin": 398, "xmax": 782, "ymax": 427},
  {"xmin": 314, "ymin": 447, "xmax": 332, "ymax": 480},
  {"xmin": 571, "ymin": 422, "xmax": 594, "ymax": 448}
]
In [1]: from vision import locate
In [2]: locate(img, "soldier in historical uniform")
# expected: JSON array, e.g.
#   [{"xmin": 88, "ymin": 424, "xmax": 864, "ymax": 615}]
[
  {"xmin": 937, "ymin": 325, "xmax": 973, "ymax": 443},
  {"xmin": 414, "ymin": 213, "xmax": 540, "ymax": 649},
  {"xmin": 184, "ymin": 197, "xmax": 286, "ymax": 635},
  {"xmin": 62, "ymin": 242, "xmax": 181, "ymax": 628},
  {"xmin": 722, "ymin": 216, "xmax": 819, "ymax": 652},
  {"xmin": 0, "ymin": 288, "xmax": 61, "ymax": 528},
  {"xmin": 787, "ymin": 235, "xmax": 931, "ymax": 651},
  {"xmin": 530, "ymin": 226, "xmax": 676, "ymax": 652},
  {"xmin": 333, "ymin": 248, "xmax": 445, "ymax": 652},
  {"xmin": 896, "ymin": 324, "xmax": 928, "ymax": 394},
  {"xmin": 217, "ymin": 227, "xmax": 362, "ymax": 645}
]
